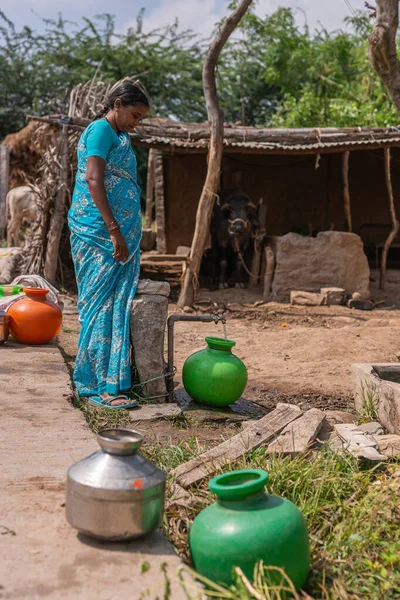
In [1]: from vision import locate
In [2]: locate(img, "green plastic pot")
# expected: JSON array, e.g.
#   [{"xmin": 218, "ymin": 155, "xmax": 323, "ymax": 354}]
[
  {"xmin": 189, "ymin": 469, "xmax": 310, "ymax": 590},
  {"xmin": 182, "ymin": 337, "xmax": 247, "ymax": 407}
]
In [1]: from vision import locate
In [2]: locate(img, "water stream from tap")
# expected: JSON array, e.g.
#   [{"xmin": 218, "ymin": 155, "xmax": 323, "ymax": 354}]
[{"xmin": 223, "ymin": 322, "xmax": 227, "ymax": 341}]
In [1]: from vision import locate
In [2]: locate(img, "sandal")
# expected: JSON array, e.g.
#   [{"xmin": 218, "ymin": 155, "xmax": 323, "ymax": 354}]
[{"xmin": 88, "ymin": 394, "xmax": 139, "ymax": 410}]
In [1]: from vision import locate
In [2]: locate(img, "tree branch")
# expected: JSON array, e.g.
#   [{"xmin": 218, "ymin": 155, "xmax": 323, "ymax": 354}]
[
  {"xmin": 369, "ymin": 0, "xmax": 400, "ymax": 113},
  {"xmin": 177, "ymin": 0, "xmax": 253, "ymax": 307}
]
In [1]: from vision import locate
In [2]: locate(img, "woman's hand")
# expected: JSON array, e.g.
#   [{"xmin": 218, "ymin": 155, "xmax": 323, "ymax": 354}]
[{"xmin": 110, "ymin": 230, "xmax": 129, "ymax": 262}]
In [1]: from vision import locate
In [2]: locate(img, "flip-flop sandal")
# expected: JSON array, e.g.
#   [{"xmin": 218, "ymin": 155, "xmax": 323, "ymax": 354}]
[{"xmin": 88, "ymin": 395, "xmax": 139, "ymax": 410}]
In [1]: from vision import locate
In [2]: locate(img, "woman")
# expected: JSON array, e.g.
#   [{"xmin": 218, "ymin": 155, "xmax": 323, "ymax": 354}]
[{"xmin": 68, "ymin": 82, "xmax": 149, "ymax": 409}]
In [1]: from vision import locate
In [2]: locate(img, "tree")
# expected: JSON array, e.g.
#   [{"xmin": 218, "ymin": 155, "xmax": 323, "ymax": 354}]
[{"xmin": 178, "ymin": 0, "xmax": 254, "ymax": 308}]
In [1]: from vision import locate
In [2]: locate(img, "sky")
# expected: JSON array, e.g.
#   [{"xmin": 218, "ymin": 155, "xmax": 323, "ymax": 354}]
[{"xmin": 1, "ymin": 0, "xmax": 367, "ymax": 38}]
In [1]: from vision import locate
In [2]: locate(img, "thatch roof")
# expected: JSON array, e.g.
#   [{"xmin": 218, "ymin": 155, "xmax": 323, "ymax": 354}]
[{"xmin": 27, "ymin": 115, "xmax": 400, "ymax": 155}]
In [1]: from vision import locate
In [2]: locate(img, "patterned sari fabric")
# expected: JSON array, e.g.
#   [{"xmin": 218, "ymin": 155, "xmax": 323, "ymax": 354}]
[{"xmin": 68, "ymin": 122, "xmax": 141, "ymax": 396}]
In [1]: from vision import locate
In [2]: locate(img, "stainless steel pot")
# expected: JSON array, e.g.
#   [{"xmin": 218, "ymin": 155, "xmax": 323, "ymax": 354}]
[
  {"xmin": 66, "ymin": 428, "xmax": 166, "ymax": 541},
  {"xmin": 0, "ymin": 310, "xmax": 10, "ymax": 344}
]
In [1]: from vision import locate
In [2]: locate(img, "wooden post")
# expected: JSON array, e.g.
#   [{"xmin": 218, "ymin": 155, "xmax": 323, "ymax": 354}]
[
  {"xmin": 43, "ymin": 127, "xmax": 69, "ymax": 284},
  {"xmin": 342, "ymin": 151, "xmax": 352, "ymax": 232},
  {"xmin": 0, "ymin": 145, "xmax": 10, "ymax": 242},
  {"xmin": 145, "ymin": 149, "xmax": 156, "ymax": 229},
  {"xmin": 380, "ymin": 147, "xmax": 399, "ymax": 290},
  {"xmin": 178, "ymin": 0, "xmax": 253, "ymax": 308},
  {"xmin": 263, "ymin": 246, "xmax": 275, "ymax": 301},
  {"xmin": 249, "ymin": 198, "xmax": 267, "ymax": 288},
  {"xmin": 154, "ymin": 150, "xmax": 166, "ymax": 254},
  {"xmin": 44, "ymin": 89, "xmax": 75, "ymax": 284}
]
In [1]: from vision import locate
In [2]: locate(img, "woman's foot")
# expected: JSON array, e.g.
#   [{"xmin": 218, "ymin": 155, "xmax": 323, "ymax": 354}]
[{"xmin": 100, "ymin": 393, "xmax": 131, "ymax": 406}]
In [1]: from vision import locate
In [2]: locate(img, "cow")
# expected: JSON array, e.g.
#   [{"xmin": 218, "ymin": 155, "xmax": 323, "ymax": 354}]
[
  {"xmin": 6, "ymin": 185, "xmax": 39, "ymax": 247},
  {"xmin": 210, "ymin": 191, "xmax": 260, "ymax": 289}
]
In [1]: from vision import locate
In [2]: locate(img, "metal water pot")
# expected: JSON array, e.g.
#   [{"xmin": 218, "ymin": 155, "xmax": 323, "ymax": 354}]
[
  {"xmin": 0, "ymin": 310, "xmax": 10, "ymax": 344},
  {"xmin": 66, "ymin": 428, "xmax": 166, "ymax": 541}
]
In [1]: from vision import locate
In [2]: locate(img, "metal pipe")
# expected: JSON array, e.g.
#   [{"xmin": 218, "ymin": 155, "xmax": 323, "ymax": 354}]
[{"xmin": 166, "ymin": 314, "xmax": 226, "ymax": 403}]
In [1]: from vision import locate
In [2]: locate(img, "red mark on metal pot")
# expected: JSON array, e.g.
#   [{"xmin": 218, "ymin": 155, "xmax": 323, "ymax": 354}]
[{"xmin": 130, "ymin": 478, "xmax": 144, "ymax": 489}]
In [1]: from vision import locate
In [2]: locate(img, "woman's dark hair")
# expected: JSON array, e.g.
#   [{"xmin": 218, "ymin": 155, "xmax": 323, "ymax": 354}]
[{"xmin": 94, "ymin": 81, "xmax": 149, "ymax": 120}]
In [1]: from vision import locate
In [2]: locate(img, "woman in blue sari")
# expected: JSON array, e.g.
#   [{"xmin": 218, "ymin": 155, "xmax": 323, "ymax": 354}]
[{"xmin": 68, "ymin": 82, "xmax": 149, "ymax": 408}]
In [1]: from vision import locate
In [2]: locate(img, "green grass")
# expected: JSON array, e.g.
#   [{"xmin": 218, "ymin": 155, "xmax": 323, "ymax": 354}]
[
  {"xmin": 72, "ymin": 393, "xmax": 132, "ymax": 432},
  {"xmin": 145, "ymin": 440, "xmax": 400, "ymax": 600},
  {"xmin": 357, "ymin": 381, "xmax": 379, "ymax": 424}
]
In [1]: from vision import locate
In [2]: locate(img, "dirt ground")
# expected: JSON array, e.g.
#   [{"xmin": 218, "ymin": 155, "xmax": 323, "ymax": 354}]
[{"xmin": 58, "ymin": 268, "xmax": 400, "ymax": 443}]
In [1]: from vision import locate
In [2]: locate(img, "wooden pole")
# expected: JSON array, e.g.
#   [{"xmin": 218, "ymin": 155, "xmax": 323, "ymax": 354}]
[
  {"xmin": 0, "ymin": 145, "xmax": 10, "ymax": 242},
  {"xmin": 145, "ymin": 149, "xmax": 156, "ymax": 229},
  {"xmin": 380, "ymin": 147, "xmax": 399, "ymax": 290},
  {"xmin": 154, "ymin": 150, "xmax": 167, "ymax": 254},
  {"xmin": 249, "ymin": 198, "xmax": 266, "ymax": 288},
  {"xmin": 342, "ymin": 151, "xmax": 352, "ymax": 232},
  {"xmin": 43, "ymin": 91, "xmax": 74, "ymax": 284},
  {"xmin": 178, "ymin": 0, "xmax": 254, "ymax": 308}
]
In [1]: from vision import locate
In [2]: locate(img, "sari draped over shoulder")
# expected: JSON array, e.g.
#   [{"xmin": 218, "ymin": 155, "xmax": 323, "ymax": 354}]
[{"xmin": 68, "ymin": 123, "xmax": 141, "ymax": 396}]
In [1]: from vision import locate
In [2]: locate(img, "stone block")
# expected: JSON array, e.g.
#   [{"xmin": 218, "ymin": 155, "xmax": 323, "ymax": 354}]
[
  {"xmin": 290, "ymin": 291, "xmax": 326, "ymax": 306},
  {"xmin": 352, "ymin": 363, "xmax": 400, "ymax": 435},
  {"xmin": 131, "ymin": 293, "xmax": 168, "ymax": 402},
  {"xmin": 320, "ymin": 287, "xmax": 346, "ymax": 305},
  {"xmin": 130, "ymin": 404, "xmax": 181, "ymax": 423},
  {"xmin": 270, "ymin": 232, "xmax": 370, "ymax": 302},
  {"xmin": 358, "ymin": 421, "xmax": 385, "ymax": 435}
]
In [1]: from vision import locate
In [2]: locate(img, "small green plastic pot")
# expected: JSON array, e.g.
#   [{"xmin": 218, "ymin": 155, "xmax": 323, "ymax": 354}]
[
  {"xmin": 182, "ymin": 337, "xmax": 247, "ymax": 407},
  {"xmin": 189, "ymin": 469, "xmax": 310, "ymax": 590}
]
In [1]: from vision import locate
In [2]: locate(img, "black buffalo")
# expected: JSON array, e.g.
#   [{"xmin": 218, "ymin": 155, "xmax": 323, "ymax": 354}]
[{"xmin": 210, "ymin": 191, "xmax": 260, "ymax": 289}]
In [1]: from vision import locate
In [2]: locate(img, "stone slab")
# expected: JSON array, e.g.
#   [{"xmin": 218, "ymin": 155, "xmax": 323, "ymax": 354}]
[
  {"xmin": 175, "ymin": 388, "xmax": 268, "ymax": 423},
  {"xmin": 271, "ymin": 231, "xmax": 370, "ymax": 301},
  {"xmin": 334, "ymin": 423, "xmax": 386, "ymax": 461},
  {"xmin": 130, "ymin": 403, "xmax": 181, "ymax": 423},
  {"xmin": 290, "ymin": 291, "xmax": 326, "ymax": 306},
  {"xmin": 266, "ymin": 408, "xmax": 326, "ymax": 454},
  {"xmin": 358, "ymin": 421, "xmax": 385, "ymax": 435},
  {"xmin": 320, "ymin": 287, "xmax": 346, "ymax": 305},
  {"xmin": 0, "ymin": 341, "xmax": 195, "ymax": 600}
]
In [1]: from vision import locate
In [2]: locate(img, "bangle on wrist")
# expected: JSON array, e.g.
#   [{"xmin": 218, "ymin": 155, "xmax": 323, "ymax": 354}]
[
  {"xmin": 107, "ymin": 218, "xmax": 118, "ymax": 229},
  {"xmin": 109, "ymin": 225, "xmax": 120, "ymax": 234}
]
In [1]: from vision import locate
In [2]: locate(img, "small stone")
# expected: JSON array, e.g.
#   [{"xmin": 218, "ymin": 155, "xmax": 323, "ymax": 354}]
[
  {"xmin": 183, "ymin": 306, "xmax": 194, "ymax": 313},
  {"xmin": 290, "ymin": 291, "xmax": 326, "ymax": 306},
  {"xmin": 347, "ymin": 299, "xmax": 374, "ymax": 311},
  {"xmin": 358, "ymin": 422, "xmax": 385, "ymax": 435},
  {"xmin": 373, "ymin": 434, "xmax": 400, "ymax": 458},
  {"xmin": 352, "ymin": 292, "xmax": 362, "ymax": 300},
  {"xmin": 324, "ymin": 410, "xmax": 356, "ymax": 426},
  {"xmin": 320, "ymin": 287, "xmax": 346, "ymax": 306}
]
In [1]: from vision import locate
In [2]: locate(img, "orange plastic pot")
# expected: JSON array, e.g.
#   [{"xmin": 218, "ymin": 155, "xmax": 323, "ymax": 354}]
[{"xmin": 7, "ymin": 288, "xmax": 62, "ymax": 345}]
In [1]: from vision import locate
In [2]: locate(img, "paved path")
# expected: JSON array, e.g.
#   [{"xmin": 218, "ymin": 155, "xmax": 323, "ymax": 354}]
[{"xmin": 0, "ymin": 341, "xmax": 197, "ymax": 600}]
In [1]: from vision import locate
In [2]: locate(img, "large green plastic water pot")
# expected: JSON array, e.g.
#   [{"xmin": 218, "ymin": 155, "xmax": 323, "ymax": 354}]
[
  {"xmin": 182, "ymin": 337, "xmax": 247, "ymax": 407},
  {"xmin": 189, "ymin": 469, "xmax": 310, "ymax": 590}
]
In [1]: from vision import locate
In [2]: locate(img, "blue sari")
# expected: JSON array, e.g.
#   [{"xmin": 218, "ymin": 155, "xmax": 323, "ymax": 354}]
[{"xmin": 68, "ymin": 121, "xmax": 141, "ymax": 396}]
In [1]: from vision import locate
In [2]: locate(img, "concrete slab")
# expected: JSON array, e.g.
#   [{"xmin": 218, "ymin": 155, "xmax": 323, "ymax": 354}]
[{"xmin": 0, "ymin": 341, "xmax": 198, "ymax": 600}]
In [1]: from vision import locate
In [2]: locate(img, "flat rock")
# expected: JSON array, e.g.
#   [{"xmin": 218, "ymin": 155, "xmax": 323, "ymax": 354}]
[
  {"xmin": 290, "ymin": 291, "xmax": 326, "ymax": 306},
  {"xmin": 130, "ymin": 403, "xmax": 181, "ymax": 423},
  {"xmin": 267, "ymin": 408, "xmax": 326, "ymax": 455},
  {"xmin": 373, "ymin": 434, "xmax": 400, "ymax": 458},
  {"xmin": 320, "ymin": 287, "xmax": 346, "ymax": 305},
  {"xmin": 334, "ymin": 423, "xmax": 386, "ymax": 461},
  {"xmin": 358, "ymin": 421, "xmax": 385, "ymax": 435},
  {"xmin": 271, "ymin": 232, "xmax": 370, "ymax": 301},
  {"xmin": 175, "ymin": 388, "xmax": 267, "ymax": 423}
]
